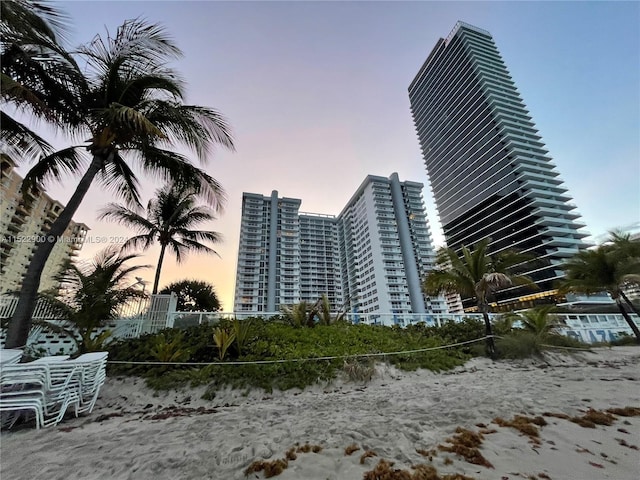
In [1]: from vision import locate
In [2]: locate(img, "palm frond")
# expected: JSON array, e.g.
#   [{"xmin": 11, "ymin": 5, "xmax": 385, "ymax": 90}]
[
  {"xmin": 0, "ymin": 111, "xmax": 54, "ymax": 161},
  {"xmin": 97, "ymin": 103, "xmax": 164, "ymax": 138},
  {"xmin": 1, "ymin": 0, "xmax": 72, "ymax": 45},
  {"xmin": 98, "ymin": 204, "xmax": 153, "ymax": 232},
  {"xmin": 78, "ymin": 18, "xmax": 182, "ymax": 81},
  {"xmin": 95, "ymin": 151, "xmax": 143, "ymax": 207},
  {"xmin": 21, "ymin": 146, "xmax": 86, "ymax": 191},
  {"xmin": 133, "ymin": 145, "xmax": 227, "ymax": 210},
  {"xmin": 146, "ymin": 102, "xmax": 235, "ymax": 158}
]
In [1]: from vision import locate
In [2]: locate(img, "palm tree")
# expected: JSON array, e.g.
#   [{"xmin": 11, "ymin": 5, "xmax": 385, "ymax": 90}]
[
  {"xmin": 43, "ymin": 246, "xmax": 149, "ymax": 353},
  {"xmin": 423, "ymin": 238, "xmax": 534, "ymax": 357},
  {"xmin": 505, "ymin": 305, "xmax": 560, "ymax": 339},
  {"xmin": 159, "ymin": 279, "xmax": 221, "ymax": 312},
  {"xmin": 560, "ymin": 234, "xmax": 640, "ymax": 344},
  {"xmin": 99, "ymin": 182, "xmax": 223, "ymax": 294},
  {"xmin": 5, "ymin": 19, "xmax": 234, "ymax": 348},
  {"xmin": 1, "ymin": 0, "xmax": 80, "ymax": 161},
  {"xmin": 606, "ymin": 231, "xmax": 640, "ymax": 316},
  {"xmin": 281, "ymin": 301, "xmax": 318, "ymax": 328}
]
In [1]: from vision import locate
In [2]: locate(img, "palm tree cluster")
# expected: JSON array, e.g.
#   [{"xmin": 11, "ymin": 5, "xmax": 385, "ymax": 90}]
[
  {"xmin": 3, "ymin": 1, "xmax": 234, "ymax": 348},
  {"xmin": 560, "ymin": 232, "xmax": 640, "ymax": 343},
  {"xmin": 423, "ymin": 238, "xmax": 533, "ymax": 357},
  {"xmin": 425, "ymin": 233, "xmax": 640, "ymax": 352}
]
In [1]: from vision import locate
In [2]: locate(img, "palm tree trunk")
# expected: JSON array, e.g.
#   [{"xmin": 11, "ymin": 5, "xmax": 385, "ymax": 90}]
[
  {"xmin": 615, "ymin": 297, "xmax": 640, "ymax": 344},
  {"xmin": 620, "ymin": 290, "xmax": 640, "ymax": 317},
  {"xmin": 152, "ymin": 244, "xmax": 167, "ymax": 294},
  {"xmin": 479, "ymin": 302, "xmax": 497, "ymax": 359},
  {"xmin": 5, "ymin": 154, "xmax": 106, "ymax": 349}
]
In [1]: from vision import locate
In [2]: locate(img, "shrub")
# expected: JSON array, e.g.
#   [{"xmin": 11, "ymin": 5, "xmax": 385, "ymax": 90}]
[
  {"xmin": 149, "ymin": 332, "xmax": 191, "ymax": 363},
  {"xmin": 540, "ymin": 333, "xmax": 590, "ymax": 349},
  {"xmin": 495, "ymin": 332, "xmax": 542, "ymax": 359},
  {"xmin": 213, "ymin": 326, "xmax": 235, "ymax": 360},
  {"xmin": 232, "ymin": 317, "xmax": 254, "ymax": 355},
  {"xmin": 609, "ymin": 333, "xmax": 639, "ymax": 346},
  {"xmin": 343, "ymin": 357, "xmax": 376, "ymax": 383},
  {"xmin": 107, "ymin": 319, "xmax": 473, "ymax": 393}
]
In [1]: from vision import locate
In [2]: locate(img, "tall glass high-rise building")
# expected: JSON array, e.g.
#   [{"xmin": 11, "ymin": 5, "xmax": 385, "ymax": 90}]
[{"xmin": 409, "ymin": 21, "xmax": 589, "ymax": 306}]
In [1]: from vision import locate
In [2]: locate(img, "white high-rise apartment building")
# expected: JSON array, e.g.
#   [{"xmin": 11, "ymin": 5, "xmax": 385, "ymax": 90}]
[
  {"xmin": 298, "ymin": 213, "xmax": 342, "ymax": 308},
  {"xmin": 234, "ymin": 173, "xmax": 447, "ymax": 316},
  {"xmin": 233, "ymin": 191, "xmax": 302, "ymax": 313}
]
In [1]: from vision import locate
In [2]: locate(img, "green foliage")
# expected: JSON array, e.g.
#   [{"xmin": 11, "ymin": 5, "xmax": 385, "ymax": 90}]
[
  {"xmin": 423, "ymin": 238, "xmax": 534, "ymax": 305},
  {"xmin": 506, "ymin": 306, "xmax": 561, "ymax": 338},
  {"xmin": 313, "ymin": 294, "xmax": 347, "ymax": 326},
  {"xmin": 494, "ymin": 332, "xmax": 542, "ymax": 359},
  {"xmin": 232, "ymin": 318, "xmax": 253, "ymax": 356},
  {"xmin": 149, "ymin": 332, "xmax": 191, "ymax": 363},
  {"xmin": 404, "ymin": 317, "xmax": 484, "ymax": 348},
  {"xmin": 423, "ymin": 238, "xmax": 535, "ymax": 358},
  {"xmin": 540, "ymin": 334, "xmax": 590, "ymax": 349},
  {"xmin": 81, "ymin": 329, "xmax": 113, "ymax": 353},
  {"xmin": 280, "ymin": 301, "xmax": 317, "ymax": 328},
  {"xmin": 160, "ymin": 279, "xmax": 221, "ymax": 311},
  {"xmin": 491, "ymin": 315, "xmax": 514, "ymax": 336},
  {"xmin": 107, "ymin": 318, "xmax": 472, "ymax": 394},
  {"xmin": 560, "ymin": 232, "xmax": 640, "ymax": 343},
  {"xmin": 561, "ymin": 231, "xmax": 640, "ymax": 298},
  {"xmin": 41, "ymin": 247, "xmax": 148, "ymax": 353},
  {"xmin": 213, "ymin": 326, "xmax": 235, "ymax": 361},
  {"xmin": 482, "ymin": 330, "xmax": 590, "ymax": 359}
]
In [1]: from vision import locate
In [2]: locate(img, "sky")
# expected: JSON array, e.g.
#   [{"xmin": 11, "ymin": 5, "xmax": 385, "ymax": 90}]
[{"xmin": 18, "ymin": 0, "xmax": 640, "ymax": 310}]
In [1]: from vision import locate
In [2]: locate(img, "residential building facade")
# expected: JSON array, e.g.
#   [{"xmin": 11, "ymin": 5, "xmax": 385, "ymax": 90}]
[
  {"xmin": 234, "ymin": 173, "xmax": 447, "ymax": 316},
  {"xmin": 408, "ymin": 21, "xmax": 589, "ymax": 308},
  {"xmin": 1, "ymin": 156, "xmax": 89, "ymax": 294},
  {"xmin": 233, "ymin": 191, "xmax": 302, "ymax": 313},
  {"xmin": 337, "ymin": 173, "xmax": 447, "ymax": 316}
]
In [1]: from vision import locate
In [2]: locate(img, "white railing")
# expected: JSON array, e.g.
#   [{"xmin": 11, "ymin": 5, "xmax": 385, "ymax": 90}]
[
  {"xmin": 0, "ymin": 293, "xmax": 172, "ymax": 355},
  {"xmin": 0, "ymin": 296, "xmax": 62, "ymax": 320},
  {"xmin": 165, "ymin": 311, "xmax": 486, "ymax": 328},
  {"xmin": 0, "ymin": 294, "xmax": 150, "ymax": 321}
]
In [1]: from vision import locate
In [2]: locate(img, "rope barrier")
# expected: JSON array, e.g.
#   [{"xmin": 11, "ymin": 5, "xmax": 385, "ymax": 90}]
[
  {"xmin": 539, "ymin": 343, "xmax": 593, "ymax": 351},
  {"xmin": 107, "ymin": 335, "xmax": 495, "ymax": 367}
]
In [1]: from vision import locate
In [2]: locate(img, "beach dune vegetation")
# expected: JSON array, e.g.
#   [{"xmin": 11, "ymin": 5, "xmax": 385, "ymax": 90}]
[{"xmin": 107, "ymin": 319, "xmax": 472, "ymax": 393}]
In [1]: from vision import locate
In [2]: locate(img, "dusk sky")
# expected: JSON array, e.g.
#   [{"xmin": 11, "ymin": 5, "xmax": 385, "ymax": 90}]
[{"xmin": 24, "ymin": 1, "xmax": 639, "ymax": 310}]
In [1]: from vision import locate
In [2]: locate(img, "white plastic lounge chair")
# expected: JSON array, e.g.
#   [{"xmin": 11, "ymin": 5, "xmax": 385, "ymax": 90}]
[{"xmin": 0, "ymin": 349, "xmax": 23, "ymax": 366}]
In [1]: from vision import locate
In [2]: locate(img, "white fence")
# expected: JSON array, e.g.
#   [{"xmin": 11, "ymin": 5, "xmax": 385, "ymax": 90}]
[{"xmin": 0, "ymin": 293, "xmax": 176, "ymax": 355}]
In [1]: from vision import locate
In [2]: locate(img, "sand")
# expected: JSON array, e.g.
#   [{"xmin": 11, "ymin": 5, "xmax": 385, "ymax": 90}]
[{"xmin": 1, "ymin": 346, "xmax": 639, "ymax": 480}]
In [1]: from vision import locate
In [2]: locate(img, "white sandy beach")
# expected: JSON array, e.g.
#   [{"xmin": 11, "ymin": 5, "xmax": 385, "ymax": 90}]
[{"xmin": 1, "ymin": 347, "xmax": 639, "ymax": 480}]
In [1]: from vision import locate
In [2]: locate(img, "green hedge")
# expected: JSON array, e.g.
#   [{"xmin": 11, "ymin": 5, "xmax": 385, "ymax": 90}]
[{"xmin": 107, "ymin": 319, "xmax": 472, "ymax": 392}]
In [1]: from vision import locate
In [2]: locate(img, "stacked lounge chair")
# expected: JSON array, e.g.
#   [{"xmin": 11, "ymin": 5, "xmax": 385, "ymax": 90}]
[{"xmin": 0, "ymin": 351, "xmax": 108, "ymax": 429}]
